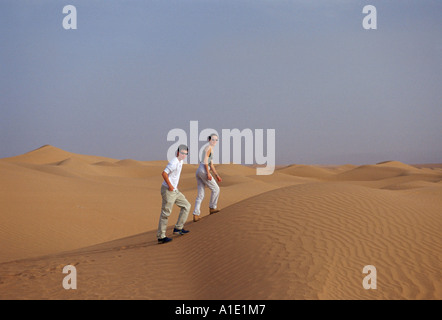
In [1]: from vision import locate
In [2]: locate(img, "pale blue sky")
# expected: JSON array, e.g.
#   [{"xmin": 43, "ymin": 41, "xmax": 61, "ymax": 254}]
[{"xmin": 1, "ymin": 0, "xmax": 441, "ymax": 164}]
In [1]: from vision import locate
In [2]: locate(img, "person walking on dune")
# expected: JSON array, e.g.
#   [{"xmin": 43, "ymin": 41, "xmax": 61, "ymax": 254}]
[
  {"xmin": 157, "ymin": 144, "xmax": 191, "ymax": 244},
  {"xmin": 192, "ymin": 134, "xmax": 222, "ymax": 222}
]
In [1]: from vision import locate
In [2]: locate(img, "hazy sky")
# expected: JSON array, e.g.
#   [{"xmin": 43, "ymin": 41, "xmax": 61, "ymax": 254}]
[{"xmin": 1, "ymin": 0, "xmax": 441, "ymax": 165}]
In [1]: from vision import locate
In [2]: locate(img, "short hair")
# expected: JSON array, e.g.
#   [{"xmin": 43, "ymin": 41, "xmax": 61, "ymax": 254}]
[{"xmin": 176, "ymin": 144, "xmax": 189, "ymax": 156}]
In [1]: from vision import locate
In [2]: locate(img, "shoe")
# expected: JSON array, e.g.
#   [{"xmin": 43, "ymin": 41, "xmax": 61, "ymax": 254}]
[
  {"xmin": 209, "ymin": 207, "xmax": 220, "ymax": 215},
  {"xmin": 158, "ymin": 237, "xmax": 173, "ymax": 244},
  {"xmin": 173, "ymin": 228, "xmax": 190, "ymax": 235},
  {"xmin": 193, "ymin": 214, "xmax": 201, "ymax": 222}
]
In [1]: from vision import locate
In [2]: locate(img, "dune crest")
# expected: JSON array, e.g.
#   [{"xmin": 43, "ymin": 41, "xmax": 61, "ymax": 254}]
[
  {"xmin": 3, "ymin": 145, "xmax": 72, "ymax": 165},
  {"xmin": 277, "ymin": 164, "xmax": 336, "ymax": 179},
  {"xmin": 93, "ymin": 161, "xmax": 119, "ymax": 167},
  {"xmin": 117, "ymin": 159, "xmax": 146, "ymax": 167},
  {"xmin": 376, "ymin": 160, "xmax": 422, "ymax": 173}
]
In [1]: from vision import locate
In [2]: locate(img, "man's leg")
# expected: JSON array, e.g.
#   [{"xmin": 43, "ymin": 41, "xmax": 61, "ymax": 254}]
[
  {"xmin": 157, "ymin": 186, "xmax": 176, "ymax": 239},
  {"xmin": 175, "ymin": 190, "xmax": 191, "ymax": 230}
]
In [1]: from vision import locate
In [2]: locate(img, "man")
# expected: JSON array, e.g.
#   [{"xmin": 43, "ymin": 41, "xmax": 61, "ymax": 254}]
[{"xmin": 157, "ymin": 144, "xmax": 191, "ymax": 244}]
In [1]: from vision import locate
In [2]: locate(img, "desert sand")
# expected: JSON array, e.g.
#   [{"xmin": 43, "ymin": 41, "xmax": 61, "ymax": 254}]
[{"xmin": 0, "ymin": 145, "xmax": 441, "ymax": 299}]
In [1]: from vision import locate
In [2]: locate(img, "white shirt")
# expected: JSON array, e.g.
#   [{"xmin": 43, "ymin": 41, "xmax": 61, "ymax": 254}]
[{"xmin": 162, "ymin": 157, "xmax": 183, "ymax": 190}]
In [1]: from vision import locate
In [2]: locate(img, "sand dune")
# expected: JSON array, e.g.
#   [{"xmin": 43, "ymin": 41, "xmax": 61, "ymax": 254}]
[
  {"xmin": 333, "ymin": 165, "xmax": 407, "ymax": 181},
  {"xmin": 3, "ymin": 145, "xmax": 116, "ymax": 165},
  {"xmin": 0, "ymin": 146, "xmax": 441, "ymax": 299},
  {"xmin": 116, "ymin": 159, "xmax": 146, "ymax": 167},
  {"xmin": 376, "ymin": 160, "xmax": 422, "ymax": 172},
  {"xmin": 93, "ymin": 161, "xmax": 119, "ymax": 167},
  {"xmin": 277, "ymin": 164, "xmax": 336, "ymax": 179}
]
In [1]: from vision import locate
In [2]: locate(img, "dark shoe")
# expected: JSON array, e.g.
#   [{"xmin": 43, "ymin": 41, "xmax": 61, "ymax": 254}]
[
  {"xmin": 158, "ymin": 237, "xmax": 173, "ymax": 244},
  {"xmin": 173, "ymin": 228, "xmax": 190, "ymax": 235},
  {"xmin": 209, "ymin": 207, "xmax": 220, "ymax": 215}
]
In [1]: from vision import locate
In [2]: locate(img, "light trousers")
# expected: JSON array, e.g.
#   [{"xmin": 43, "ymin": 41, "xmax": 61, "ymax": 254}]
[
  {"xmin": 157, "ymin": 185, "xmax": 191, "ymax": 239},
  {"xmin": 193, "ymin": 163, "xmax": 220, "ymax": 216}
]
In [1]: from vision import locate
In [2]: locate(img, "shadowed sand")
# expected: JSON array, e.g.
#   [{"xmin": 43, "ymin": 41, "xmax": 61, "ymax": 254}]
[{"xmin": 0, "ymin": 145, "xmax": 441, "ymax": 299}]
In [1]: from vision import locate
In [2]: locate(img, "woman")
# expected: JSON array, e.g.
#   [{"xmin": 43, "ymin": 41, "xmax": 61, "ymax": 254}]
[{"xmin": 193, "ymin": 133, "xmax": 222, "ymax": 222}]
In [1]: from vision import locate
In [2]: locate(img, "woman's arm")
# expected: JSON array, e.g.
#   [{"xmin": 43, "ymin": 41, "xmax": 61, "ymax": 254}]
[
  {"xmin": 210, "ymin": 163, "xmax": 222, "ymax": 182},
  {"xmin": 203, "ymin": 146, "xmax": 212, "ymax": 180}
]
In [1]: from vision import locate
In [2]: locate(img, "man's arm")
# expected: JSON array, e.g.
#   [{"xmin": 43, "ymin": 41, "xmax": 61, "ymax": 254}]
[{"xmin": 162, "ymin": 171, "xmax": 174, "ymax": 191}]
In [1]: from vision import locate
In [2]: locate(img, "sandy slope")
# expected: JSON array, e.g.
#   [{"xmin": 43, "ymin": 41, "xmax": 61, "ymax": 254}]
[{"xmin": 0, "ymin": 145, "xmax": 441, "ymax": 299}]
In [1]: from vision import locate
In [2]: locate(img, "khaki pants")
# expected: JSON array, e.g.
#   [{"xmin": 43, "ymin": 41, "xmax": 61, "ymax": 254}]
[{"xmin": 157, "ymin": 185, "xmax": 191, "ymax": 239}]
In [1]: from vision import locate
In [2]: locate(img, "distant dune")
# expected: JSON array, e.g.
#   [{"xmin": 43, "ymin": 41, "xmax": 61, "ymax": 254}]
[
  {"xmin": 277, "ymin": 164, "xmax": 336, "ymax": 179},
  {"xmin": 0, "ymin": 145, "xmax": 441, "ymax": 299}
]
